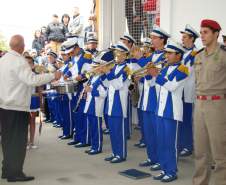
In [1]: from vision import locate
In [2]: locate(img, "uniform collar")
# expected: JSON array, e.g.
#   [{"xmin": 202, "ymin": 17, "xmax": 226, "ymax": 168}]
[
  {"xmin": 184, "ymin": 45, "xmax": 195, "ymax": 51},
  {"xmin": 154, "ymin": 50, "xmax": 165, "ymax": 54},
  {"xmin": 204, "ymin": 43, "xmax": 220, "ymax": 57},
  {"xmin": 167, "ymin": 61, "xmax": 181, "ymax": 66}
]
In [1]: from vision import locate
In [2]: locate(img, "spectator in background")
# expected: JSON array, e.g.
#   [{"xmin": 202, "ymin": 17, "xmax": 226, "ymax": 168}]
[
  {"xmin": 223, "ymin": 34, "xmax": 226, "ymax": 46},
  {"xmin": 61, "ymin": 14, "xmax": 70, "ymax": 33},
  {"xmin": 84, "ymin": 18, "xmax": 95, "ymax": 44},
  {"xmin": 29, "ymin": 49, "xmax": 39, "ymax": 64},
  {"xmin": 46, "ymin": 14, "xmax": 67, "ymax": 54},
  {"xmin": 69, "ymin": 7, "xmax": 84, "ymax": 47},
  {"xmin": 40, "ymin": 26, "xmax": 47, "ymax": 42},
  {"xmin": 143, "ymin": 0, "xmax": 157, "ymax": 36},
  {"xmin": 32, "ymin": 30, "xmax": 45, "ymax": 56},
  {"xmin": 125, "ymin": 0, "xmax": 143, "ymax": 45},
  {"xmin": 85, "ymin": 36, "xmax": 98, "ymax": 56}
]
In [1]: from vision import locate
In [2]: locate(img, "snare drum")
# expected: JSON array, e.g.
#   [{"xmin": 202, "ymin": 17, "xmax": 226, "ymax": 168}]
[{"xmin": 53, "ymin": 81, "xmax": 79, "ymax": 94}]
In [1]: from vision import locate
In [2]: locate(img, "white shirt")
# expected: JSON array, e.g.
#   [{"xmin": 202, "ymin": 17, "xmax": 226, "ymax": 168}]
[{"xmin": 0, "ymin": 50, "xmax": 55, "ymax": 112}]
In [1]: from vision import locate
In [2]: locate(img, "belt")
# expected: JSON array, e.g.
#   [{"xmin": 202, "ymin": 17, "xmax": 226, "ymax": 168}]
[{"xmin": 197, "ymin": 94, "xmax": 226, "ymax": 100}]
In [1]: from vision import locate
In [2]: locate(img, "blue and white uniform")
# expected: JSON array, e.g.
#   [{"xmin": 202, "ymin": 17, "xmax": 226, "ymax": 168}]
[
  {"xmin": 66, "ymin": 51, "xmax": 92, "ymax": 145},
  {"xmin": 105, "ymin": 62, "xmax": 130, "ymax": 160},
  {"xmin": 155, "ymin": 40, "xmax": 188, "ymax": 179},
  {"xmin": 84, "ymin": 75, "xmax": 107, "ymax": 152},
  {"xmin": 178, "ymin": 25, "xmax": 200, "ymax": 155},
  {"xmin": 139, "ymin": 50, "xmax": 166, "ymax": 165},
  {"xmin": 58, "ymin": 58, "xmax": 74, "ymax": 137}
]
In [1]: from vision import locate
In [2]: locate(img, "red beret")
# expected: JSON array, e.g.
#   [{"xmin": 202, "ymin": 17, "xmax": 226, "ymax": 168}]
[{"xmin": 201, "ymin": 19, "xmax": 221, "ymax": 31}]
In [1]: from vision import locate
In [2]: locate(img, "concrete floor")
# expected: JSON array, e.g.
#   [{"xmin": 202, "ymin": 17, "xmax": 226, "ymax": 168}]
[{"xmin": 0, "ymin": 123, "xmax": 197, "ymax": 185}]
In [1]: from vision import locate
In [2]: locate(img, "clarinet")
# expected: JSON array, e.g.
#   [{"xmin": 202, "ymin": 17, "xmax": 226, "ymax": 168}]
[{"xmin": 72, "ymin": 77, "xmax": 91, "ymax": 113}]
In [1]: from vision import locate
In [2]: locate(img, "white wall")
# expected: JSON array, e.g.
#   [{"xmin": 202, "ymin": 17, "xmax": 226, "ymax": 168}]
[{"xmin": 160, "ymin": 0, "xmax": 226, "ymax": 48}]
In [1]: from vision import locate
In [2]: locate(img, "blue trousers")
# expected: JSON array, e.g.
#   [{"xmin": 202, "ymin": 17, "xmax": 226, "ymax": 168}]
[
  {"xmin": 53, "ymin": 95, "xmax": 63, "ymax": 125},
  {"xmin": 156, "ymin": 116, "xmax": 178, "ymax": 176},
  {"xmin": 125, "ymin": 96, "xmax": 132, "ymax": 139},
  {"xmin": 88, "ymin": 115, "xmax": 103, "ymax": 151},
  {"xmin": 178, "ymin": 102, "xmax": 193, "ymax": 152},
  {"xmin": 73, "ymin": 99, "xmax": 90, "ymax": 144},
  {"xmin": 46, "ymin": 94, "xmax": 55, "ymax": 122},
  {"xmin": 142, "ymin": 111, "xmax": 158, "ymax": 163},
  {"xmin": 137, "ymin": 108, "xmax": 145, "ymax": 144},
  {"xmin": 61, "ymin": 95, "xmax": 73, "ymax": 136},
  {"xmin": 104, "ymin": 114, "xmax": 109, "ymax": 129},
  {"xmin": 108, "ymin": 116, "xmax": 127, "ymax": 159}
]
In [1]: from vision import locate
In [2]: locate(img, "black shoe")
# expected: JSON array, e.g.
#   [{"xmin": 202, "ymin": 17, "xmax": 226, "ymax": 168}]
[
  {"xmin": 104, "ymin": 155, "xmax": 115, "ymax": 161},
  {"xmin": 103, "ymin": 129, "xmax": 109, "ymax": 135},
  {"xmin": 139, "ymin": 159, "xmax": 155, "ymax": 167},
  {"xmin": 179, "ymin": 148, "xmax": 192, "ymax": 157},
  {"xmin": 7, "ymin": 174, "xmax": 35, "ymax": 182},
  {"xmin": 134, "ymin": 143, "xmax": 141, "ymax": 147},
  {"xmin": 134, "ymin": 126, "xmax": 141, "ymax": 130},
  {"xmin": 153, "ymin": 172, "xmax": 165, "ymax": 180},
  {"xmin": 61, "ymin": 135, "xmax": 71, "ymax": 140},
  {"xmin": 161, "ymin": 174, "xmax": 177, "ymax": 182},
  {"xmin": 138, "ymin": 143, "xmax": 146, "ymax": 148},
  {"xmin": 88, "ymin": 150, "xmax": 102, "ymax": 155},
  {"xmin": 134, "ymin": 142, "xmax": 146, "ymax": 148},
  {"xmin": 74, "ymin": 143, "xmax": 89, "ymax": 148},
  {"xmin": 67, "ymin": 141, "xmax": 78, "ymax": 145},
  {"xmin": 150, "ymin": 163, "xmax": 161, "ymax": 171},
  {"xmin": 110, "ymin": 156, "xmax": 126, "ymax": 163},
  {"xmin": 85, "ymin": 149, "xmax": 92, "ymax": 153}
]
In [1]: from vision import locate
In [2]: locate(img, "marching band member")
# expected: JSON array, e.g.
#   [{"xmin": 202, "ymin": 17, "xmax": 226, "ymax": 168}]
[
  {"xmin": 178, "ymin": 24, "xmax": 200, "ymax": 157},
  {"xmin": 120, "ymin": 33, "xmax": 136, "ymax": 139},
  {"xmin": 56, "ymin": 45, "xmax": 74, "ymax": 139},
  {"xmin": 83, "ymin": 58, "xmax": 109, "ymax": 155},
  {"xmin": 85, "ymin": 36, "xmax": 99, "ymax": 56},
  {"xmin": 64, "ymin": 38, "xmax": 93, "ymax": 147},
  {"xmin": 133, "ymin": 37, "xmax": 153, "ymax": 148},
  {"xmin": 104, "ymin": 42, "xmax": 131, "ymax": 163},
  {"xmin": 45, "ymin": 51, "xmax": 60, "ymax": 126},
  {"xmin": 103, "ymin": 44, "xmax": 116, "ymax": 135},
  {"xmin": 150, "ymin": 40, "xmax": 188, "ymax": 182},
  {"xmin": 139, "ymin": 26, "xmax": 170, "ymax": 171}
]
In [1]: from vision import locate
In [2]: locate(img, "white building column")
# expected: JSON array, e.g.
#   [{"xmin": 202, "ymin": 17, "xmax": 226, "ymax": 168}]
[
  {"xmin": 99, "ymin": 0, "xmax": 126, "ymax": 49},
  {"xmin": 99, "ymin": 0, "xmax": 112, "ymax": 49}
]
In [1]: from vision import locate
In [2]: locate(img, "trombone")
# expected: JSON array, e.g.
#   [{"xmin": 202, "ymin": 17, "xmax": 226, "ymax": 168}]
[{"xmin": 84, "ymin": 60, "xmax": 115, "ymax": 79}]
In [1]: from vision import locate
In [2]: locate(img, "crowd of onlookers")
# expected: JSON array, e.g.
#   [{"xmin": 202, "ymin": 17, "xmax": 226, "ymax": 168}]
[{"xmin": 30, "ymin": 6, "xmax": 97, "ymax": 58}]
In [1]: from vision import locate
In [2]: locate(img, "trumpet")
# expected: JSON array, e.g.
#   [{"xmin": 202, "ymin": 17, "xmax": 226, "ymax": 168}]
[{"xmin": 129, "ymin": 60, "xmax": 166, "ymax": 79}]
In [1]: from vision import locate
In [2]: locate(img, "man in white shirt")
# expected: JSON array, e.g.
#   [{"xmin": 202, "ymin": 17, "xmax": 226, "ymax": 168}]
[{"xmin": 0, "ymin": 35, "xmax": 61, "ymax": 182}]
